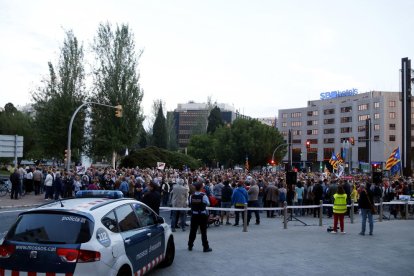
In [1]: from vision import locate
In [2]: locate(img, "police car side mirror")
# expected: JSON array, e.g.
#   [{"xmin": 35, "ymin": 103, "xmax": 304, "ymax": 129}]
[{"xmin": 156, "ymin": 216, "xmax": 165, "ymax": 224}]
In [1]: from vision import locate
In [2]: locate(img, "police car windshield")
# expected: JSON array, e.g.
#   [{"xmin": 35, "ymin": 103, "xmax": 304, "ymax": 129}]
[{"xmin": 6, "ymin": 213, "xmax": 94, "ymax": 244}]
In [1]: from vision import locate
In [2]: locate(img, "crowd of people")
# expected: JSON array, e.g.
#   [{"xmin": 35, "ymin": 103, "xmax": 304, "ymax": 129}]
[{"xmin": 8, "ymin": 165, "xmax": 414, "ymax": 237}]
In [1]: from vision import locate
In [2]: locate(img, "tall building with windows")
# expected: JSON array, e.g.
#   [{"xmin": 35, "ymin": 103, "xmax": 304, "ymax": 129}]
[
  {"xmin": 171, "ymin": 102, "xmax": 249, "ymax": 149},
  {"xmin": 277, "ymin": 90, "xmax": 403, "ymax": 172}
]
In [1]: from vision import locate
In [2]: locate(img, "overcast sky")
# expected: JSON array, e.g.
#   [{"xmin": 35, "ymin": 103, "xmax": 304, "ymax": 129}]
[{"xmin": 0, "ymin": 0, "xmax": 413, "ymax": 119}]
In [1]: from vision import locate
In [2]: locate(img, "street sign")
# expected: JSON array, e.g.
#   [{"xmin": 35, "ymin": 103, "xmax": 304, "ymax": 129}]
[{"xmin": 0, "ymin": 135, "xmax": 24, "ymax": 158}]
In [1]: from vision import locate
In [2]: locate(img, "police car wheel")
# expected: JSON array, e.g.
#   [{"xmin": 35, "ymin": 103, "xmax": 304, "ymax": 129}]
[
  {"xmin": 159, "ymin": 236, "xmax": 175, "ymax": 268},
  {"xmin": 117, "ymin": 265, "xmax": 132, "ymax": 276}
]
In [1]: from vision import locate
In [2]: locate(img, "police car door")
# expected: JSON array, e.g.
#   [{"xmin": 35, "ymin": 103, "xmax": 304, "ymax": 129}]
[
  {"xmin": 133, "ymin": 204, "xmax": 165, "ymax": 264},
  {"xmin": 115, "ymin": 204, "xmax": 150, "ymax": 272}
]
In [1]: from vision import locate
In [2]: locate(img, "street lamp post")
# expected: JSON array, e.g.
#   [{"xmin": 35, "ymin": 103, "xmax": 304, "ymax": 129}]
[{"xmin": 66, "ymin": 102, "xmax": 122, "ymax": 172}]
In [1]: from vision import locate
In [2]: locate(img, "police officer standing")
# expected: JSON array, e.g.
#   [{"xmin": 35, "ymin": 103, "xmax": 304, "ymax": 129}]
[{"xmin": 188, "ymin": 181, "xmax": 212, "ymax": 252}]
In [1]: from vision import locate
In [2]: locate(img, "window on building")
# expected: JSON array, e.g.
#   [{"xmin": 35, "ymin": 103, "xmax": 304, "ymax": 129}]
[
  {"xmin": 323, "ymin": 109, "xmax": 335, "ymax": 115},
  {"xmin": 374, "ymin": 124, "xmax": 380, "ymax": 131},
  {"xmin": 307, "ymin": 129, "xmax": 318, "ymax": 135},
  {"xmin": 358, "ymin": 136, "xmax": 366, "ymax": 142},
  {"xmin": 374, "ymin": 102, "xmax": 380, "ymax": 109},
  {"xmin": 292, "ymin": 130, "xmax": 302, "ymax": 135},
  {"xmin": 411, "ymin": 113, "xmax": 414, "ymax": 119},
  {"xmin": 389, "ymin": 123, "xmax": 396, "ymax": 130},
  {"xmin": 309, "ymin": 139, "xmax": 318, "ymax": 144},
  {"xmin": 291, "ymin": 121, "xmax": 302, "ymax": 127},
  {"xmin": 374, "ymin": 113, "xmax": 380, "ymax": 120},
  {"xmin": 323, "ymin": 148, "xmax": 334, "ymax": 160},
  {"xmin": 389, "ymin": 135, "xmax": 396, "ymax": 142},
  {"xmin": 291, "ymin": 112, "xmax": 302, "ymax": 118},
  {"xmin": 341, "ymin": 127, "xmax": 352, "ymax": 133},
  {"xmin": 389, "ymin": 112, "xmax": 396, "ymax": 119},
  {"xmin": 281, "ymin": 131, "xmax": 288, "ymax": 136},
  {"xmin": 307, "ymin": 110, "xmax": 318, "ymax": 116},
  {"xmin": 324, "ymin": 128, "xmax": 335, "ymax": 134},
  {"xmin": 358, "ymin": 104, "xmax": 369, "ymax": 111},
  {"xmin": 282, "ymin": 113, "xmax": 288, "ymax": 118},
  {"xmin": 358, "ymin": 114, "xmax": 370, "ymax": 121},
  {"xmin": 323, "ymin": 138, "xmax": 335, "ymax": 144},
  {"xmin": 358, "ymin": 125, "xmax": 366, "ymax": 132},
  {"xmin": 374, "ymin": 135, "xmax": 380, "ymax": 141},
  {"xmin": 389, "ymin": 101, "xmax": 396, "ymax": 107},
  {"xmin": 340, "ymin": 116, "xmax": 352, "ymax": 123},
  {"xmin": 292, "ymin": 139, "xmax": 302, "ymax": 144},
  {"xmin": 340, "ymin": 106, "xmax": 352, "ymax": 113},
  {"xmin": 282, "ymin": 122, "xmax": 287, "ymax": 127},
  {"xmin": 324, "ymin": 118, "xmax": 335, "ymax": 124}
]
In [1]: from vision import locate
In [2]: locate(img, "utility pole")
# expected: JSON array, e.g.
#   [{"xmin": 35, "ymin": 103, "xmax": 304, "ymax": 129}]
[{"xmin": 66, "ymin": 102, "xmax": 122, "ymax": 172}]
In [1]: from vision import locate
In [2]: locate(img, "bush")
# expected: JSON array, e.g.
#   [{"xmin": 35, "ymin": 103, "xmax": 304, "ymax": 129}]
[{"xmin": 120, "ymin": 146, "xmax": 201, "ymax": 169}]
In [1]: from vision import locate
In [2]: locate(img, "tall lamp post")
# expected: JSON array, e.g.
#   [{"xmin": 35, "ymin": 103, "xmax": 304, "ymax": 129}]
[{"xmin": 66, "ymin": 102, "xmax": 122, "ymax": 172}]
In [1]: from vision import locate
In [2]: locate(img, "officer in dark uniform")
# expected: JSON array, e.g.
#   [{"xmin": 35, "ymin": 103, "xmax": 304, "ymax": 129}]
[{"xmin": 188, "ymin": 181, "xmax": 212, "ymax": 252}]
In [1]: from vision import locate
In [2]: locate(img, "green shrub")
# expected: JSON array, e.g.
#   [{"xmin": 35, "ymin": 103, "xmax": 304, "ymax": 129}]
[{"xmin": 120, "ymin": 146, "xmax": 201, "ymax": 169}]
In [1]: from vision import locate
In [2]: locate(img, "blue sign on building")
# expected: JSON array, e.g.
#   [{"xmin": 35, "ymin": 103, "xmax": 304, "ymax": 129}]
[{"xmin": 320, "ymin": 88, "xmax": 358, "ymax": 100}]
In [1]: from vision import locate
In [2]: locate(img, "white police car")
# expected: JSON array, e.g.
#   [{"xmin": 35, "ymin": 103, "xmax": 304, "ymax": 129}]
[{"xmin": 0, "ymin": 190, "xmax": 175, "ymax": 276}]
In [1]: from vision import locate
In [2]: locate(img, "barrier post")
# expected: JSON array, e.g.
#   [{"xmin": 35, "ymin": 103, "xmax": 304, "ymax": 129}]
[
  {"xmin": 243, "ymin": 203, "xmax": 248, "ymax": 232},
  {"xmin": 350, "ymin": 200, "xmax": 354, "ymax": 224},
  {"xmin": 283, "ymin": 201, "xmax": 287, "ymax": 229},
  {"xmin": 379, "ymin": 199, "xmax": 383, "ymax": 222},
  {"xmin": 405, "ymin": 202, "xmax": 408, "ymax": 220},
  {"xmin": 319, "ymin": 200, "xmax": 323, "ymax": 226}
]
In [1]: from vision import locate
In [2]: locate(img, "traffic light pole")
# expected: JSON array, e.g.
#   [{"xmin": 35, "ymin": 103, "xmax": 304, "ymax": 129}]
[{"xmin": 66, "ymin": 102, "xmax": 122, "ymax": 172}]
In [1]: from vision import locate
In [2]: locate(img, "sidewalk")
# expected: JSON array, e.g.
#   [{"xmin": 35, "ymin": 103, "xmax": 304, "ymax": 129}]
[
  {"xmin": 152, "ymin": 215, "xmax": 414, "ymax": 276},
  {"xmin": 0, "ymin": 193, "xmax": 46, "ymax": 209}
]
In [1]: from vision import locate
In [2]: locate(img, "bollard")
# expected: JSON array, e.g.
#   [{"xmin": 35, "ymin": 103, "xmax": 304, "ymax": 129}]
[
  {"xmin": 379, "ymin": 199, "xmax": 383, "ymax": 222},
  {"xmin": 283, "ymin": 201, "xmax": 287, "ymax": 229},
  {"xmin": 243, "ymin": 203, "xmax": 248, "ymax": 232},
  {"xmin": 405, "ymin": 202, "xmax": 408, "ymax": 220},
  {"xmin": 319, "ymin": 200, "xmax": 323, "ymax": 226},
  {"xmin": 350, "ymin": 200, "xmax": 354, "ymax": 224}
]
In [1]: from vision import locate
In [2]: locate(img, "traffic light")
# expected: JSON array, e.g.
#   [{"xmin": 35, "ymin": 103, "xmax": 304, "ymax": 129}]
[
  {"xmin": 115, "ymin": 105, "xmax": 123, "ymax": 117},
  {"xmin": 306, "ymin": 140, "xmax": 310, "ymax": 149},
  {"xmin": 349, "ymin": 137, "xmax": 355, "ymax": 145},
  {"xmin": 270, "ymin": 160, "xmax": 275, "ymax": 166},
  {"xmin": 64, "ymin": 149, "xmax": 71, "ymax": 163}
]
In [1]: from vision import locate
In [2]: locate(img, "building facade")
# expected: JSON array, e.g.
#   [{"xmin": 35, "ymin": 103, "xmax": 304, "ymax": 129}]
[
  {"xmin": 171, "ymin": 102, "xmax": 249, "ymax": 149},
  {"xmin": 277, "ymin": 91, "xmax": 405, "ymax": 172}
]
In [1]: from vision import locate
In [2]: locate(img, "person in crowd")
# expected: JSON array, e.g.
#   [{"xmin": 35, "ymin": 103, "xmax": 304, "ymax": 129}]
[
  {"xmin": 44, "ymin": 170, "xmax": 54, "ymax": 200},
  {"xmin": 220, "ymin": 179, "xmax": 233, "ymax": 225},
  {"xmin": 231, "ymin": 181, "xmax": 248, "ymax": 226},
  {"xmin": 247, "ymin": 179, "xmax": 260, "ymax": 225},
  {"xmin": 87, "ymin": 178, "xmax": 99, "ymax": 190},
  {"xmin": 331, "ymin": 185, "xmax": 347, "ymax": 234},
  {"xmin": 161, "ymin": 178, "xmax": 171, "ymax": 207},
  {"xmin": 358, "ymin": 183, "xmax": 374, "ymax": 236},
  {"xmin": 170, "ymin": 178, "xmax": 189, "ymax": 232},
  {"xmin": 53, "ymin": 172, "xmax": 63, "ymax": 200},
  {"xmin": 9, "ymin": 168, "xmax": 20, "ymax": 200},
  {"xmin": 188, "ymin": 181, "xmax": 212, "ymax": 252},
  {"xmin": 32, "ymin": 167, "xmax": 43, "ymax": 195},
  {"xmin": 313, "ymin": 180, "xmax": 324, "ymax": 218},
  {"xmin": 73, "ymin": 175, "xmax": 82, "ymax": 193},
  {"xmin": 118, "ymin": 176, "xmax": 129, "ymax": 197},
  {"xmin": 141, "ymin": 181, "xmax": 161, "ymax": 215},
  {"xmin": 265, "ymin": 181, "xmax": 279, "ymax": 218},
  {"xmin": 295, "ymin": 181, "xmax": 305, "ymax": 216}
]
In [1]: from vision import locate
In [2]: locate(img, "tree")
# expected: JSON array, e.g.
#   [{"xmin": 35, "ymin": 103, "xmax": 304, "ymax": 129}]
[
  {"xmin": 152, "ymin": 102, "xmax": 167, "ymax": 149},
  {"xmin": 0, "ymin": 103, "xmax": 36, "ymax": 159},
  {"xmin": 166, "ymin": 112, "xmax": 178, "ymax": 151},
  {"xmin": 207, "ymin": 106, "xmax": 223, "ymax": 134},
  {"xmin": 187, "ymin": 134, "xmax": 215, "ymax": 166},
  {"xmin": 90, "ymin": 22, "xmax": 144, "ymax": 168},
  {"xmin": 32, "ymin": 30, "xmax": 86, "ymax": 161}
]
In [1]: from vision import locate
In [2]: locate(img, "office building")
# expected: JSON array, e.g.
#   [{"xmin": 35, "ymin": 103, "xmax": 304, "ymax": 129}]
[{"xmin": 277, "ymin": 90, "xmax": 405, "ymax": 172}]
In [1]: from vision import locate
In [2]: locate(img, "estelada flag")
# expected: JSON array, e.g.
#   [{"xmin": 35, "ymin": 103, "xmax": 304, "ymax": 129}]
[{"xmin": 157, "ymin": 162, "xmax": 166, "ymax": 170}]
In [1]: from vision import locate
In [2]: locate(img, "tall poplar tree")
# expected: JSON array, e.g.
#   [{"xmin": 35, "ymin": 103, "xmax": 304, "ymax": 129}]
[
  {"xmin": 90, "ymin": 23, "xmax": 144, "ymax": 168},
  {"xmin": 32, "ymin": 30, "xmax": 86, "ymax": 161},
  {"xmin": 152, "ymin": 102, "xmax": 167, "ymax": 149}
]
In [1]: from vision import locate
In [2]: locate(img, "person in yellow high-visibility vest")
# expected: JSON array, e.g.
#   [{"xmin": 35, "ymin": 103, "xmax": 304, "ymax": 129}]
[{"xmin": 332, "ymin": 185, "xmax": 348, "ymax": 234}]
